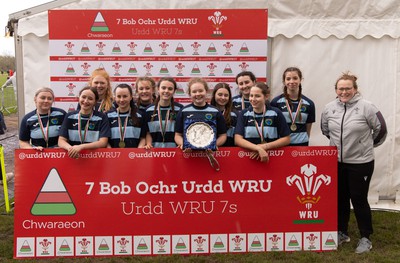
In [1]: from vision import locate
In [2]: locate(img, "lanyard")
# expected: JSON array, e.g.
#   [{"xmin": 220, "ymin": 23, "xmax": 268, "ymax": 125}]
[
  {"xmin": 285, "ymin": 99, "xmax": 302, "ymax": 131},
  {"xmin": 118, "ymin": 109, "xmax": 129, "ymax": 147},
  {"xmin": 78, "ymin": 111, "xmax": 93, "ymax": 143},
  {"xmin": 36, "ymin": 111, "xmax": 50, "ymax": 148},
  {"xmin": 241, "ymin": 96, "xmax": 247, "ymax": 110},
  {"xmin": 157, "ymin": 104, "xmax": 170, "ymax": 142},
  {"xmin": 253, "ymin": 105, "xmax": 266, "ymax": 143}
]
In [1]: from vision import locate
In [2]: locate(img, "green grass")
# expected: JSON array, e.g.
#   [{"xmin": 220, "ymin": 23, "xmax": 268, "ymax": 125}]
[
  {"xmin": 0, "ymin": 73, "xmax": 18, "ymax": 115},
  {"xmin": 0, "ymin": 205, "xmax": 399, "ymax": 262}
]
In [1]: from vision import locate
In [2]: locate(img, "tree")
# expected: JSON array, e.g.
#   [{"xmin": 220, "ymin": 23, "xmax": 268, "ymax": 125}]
[{"xmin": 0, "ymin": 55, "xmax": 16, "ymax": 73}]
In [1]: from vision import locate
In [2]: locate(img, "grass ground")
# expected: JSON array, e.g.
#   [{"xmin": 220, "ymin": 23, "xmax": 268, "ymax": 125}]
[
  {"xmin": 0, "ymin": 74, "xmax": 18, "ymax": 115},
  {"xmin": 0, "ymin": 207, "xmax": 399, "ymax": 262}
]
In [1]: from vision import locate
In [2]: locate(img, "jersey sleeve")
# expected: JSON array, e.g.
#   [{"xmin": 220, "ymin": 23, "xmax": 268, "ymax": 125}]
[
  {"xmin": 19, "ymin": 114, "xmax": 31, "ymax": 141},
  {"xmin": 234, "ymin": 111, "xmax": 245, "ymax": 136},
  {"xmin": 276, "ymin": 110, "xmax": 291, "ymax": 138},
  {"xmin": 98, "ymin": 112, "xmax": 111, "ymax": 138},
  {"xmin": 216, "ymin": 111, "xmax": 227, "ymax": 135},
  {"xmin": 175, "ymin": 109, "xmax": 184, "ymax": 133}
]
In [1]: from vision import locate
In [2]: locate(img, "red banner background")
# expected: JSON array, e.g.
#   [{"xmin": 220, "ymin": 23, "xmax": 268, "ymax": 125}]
[{"xmin": 14, "ymin": 147, "xmax": 337, "ymax": 258}]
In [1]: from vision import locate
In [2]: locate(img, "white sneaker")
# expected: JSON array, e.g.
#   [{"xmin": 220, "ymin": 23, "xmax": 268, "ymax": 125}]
[
  {"xmin": 338, "ymin": 231, "xmax": 350, "ymax": 245},
  {"xmin": 355, "ymin": 237, "xmax": 372, "ymax": 254}
]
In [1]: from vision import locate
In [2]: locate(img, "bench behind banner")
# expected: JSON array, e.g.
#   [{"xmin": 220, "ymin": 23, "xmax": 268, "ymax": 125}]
[{"xmin": 14, "ymin": 146, "xmax": 338, "ymax": 259}]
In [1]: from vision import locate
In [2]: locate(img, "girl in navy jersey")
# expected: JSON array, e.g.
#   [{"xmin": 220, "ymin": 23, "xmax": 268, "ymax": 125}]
[
  {"xmin": 58, "ymin": 86, "xmax": 110, "ymax": 158},
  {"xmin": 235, "ymin": 82, "xmax": 290, "ymax": 162},
  {"xmin": 232, "ymin": 71, "xmax": 256, "ymax": 111},
  {"xmin": 270, "ymin": 67, "xmax": 315, "ymax": 146},
  {"xmin": 19, "ymin": 87, "xmax": 66, "ymax": 150},
  {"xmin": 107, "ymin": 84, "xmax": 146, "ymax": 148},
  {"xmin": 211, "ymin": 82, "xmax": 238, "ymax": 147},
  {"xmin": 144, "ymin": 77, "xmax": 183, "ymax": 148},
  {"xmin": 175, "ymin": 78, "xmax": 227, "ymax": 150},
  {"xmin": 76, "ymin": 68, "xmax": 114, "ymax": 112},
  {"xmin": 135, "ymin": 76, "xmax": 156, "ymax": 114}
]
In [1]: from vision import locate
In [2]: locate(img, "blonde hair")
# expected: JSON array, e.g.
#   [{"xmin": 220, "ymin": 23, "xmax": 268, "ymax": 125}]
[
  {"xmin": 34, "ymin": 87, "xmax": 55, "ymax": 99},
  {"xmin": 188, "ymin": 77, "xmax": 209, "ymax": 94}
]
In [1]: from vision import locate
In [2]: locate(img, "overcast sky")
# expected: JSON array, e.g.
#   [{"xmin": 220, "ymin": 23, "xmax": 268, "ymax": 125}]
[{"xmin": 0, "ymin": 0, "xmax": 51, "ymax": 56}]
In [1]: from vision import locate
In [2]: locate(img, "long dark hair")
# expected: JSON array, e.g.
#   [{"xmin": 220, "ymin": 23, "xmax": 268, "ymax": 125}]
[
  {"xmin": 211, "ymin": 82, "xmax": 233, "ymax": 127},
  {"xmin": 282, "ymin": 67, "xmax": 303, "ymax": 101},
  {"xmin": 151, "ymin": 77, "xmax": 178, "ymax": 122},
  {"xmin": 79, "ymin": 86, "xmax": 99, "ymax": 103},
  {"xmin": 282, "ymin": 67, "xmax": 303, "ymax": 121},
  {"xmin": 114, "ymin": 83, "xmax": 139, "ymax": 126}
]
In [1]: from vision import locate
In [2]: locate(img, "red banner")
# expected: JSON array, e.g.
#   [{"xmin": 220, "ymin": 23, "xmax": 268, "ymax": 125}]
[
  {"xmin": 14, "ymin": 147, "xmax": 337, "ymax": 258},
  {"xmin": 48, "ymin": 9, "xmax": 268, "ymax": 112},
  {"xmin": 48, "ymin": 9, "xmax": 267, "ymax": 39}
]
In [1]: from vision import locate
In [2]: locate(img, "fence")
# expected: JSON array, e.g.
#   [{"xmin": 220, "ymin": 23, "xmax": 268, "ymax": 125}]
[{"xmin": 0, "ymin": 86, "xmax": 17, "ymax": 115}]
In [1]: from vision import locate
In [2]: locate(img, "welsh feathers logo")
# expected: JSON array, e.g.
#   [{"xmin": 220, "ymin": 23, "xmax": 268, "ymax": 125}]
[
  {"xmin": 31, "ymin": 168, "xmax": 76, "ymax": 215},
  {"xmin": 208, "ymin": 11, "xmax": 228, "ymax": 37},
  {"xmin": 91, "ymin": 12, "xmax": 109, "ymax": 32},
  {"xmin": 286, "ymin": 164, "xmax": 331, "ymax": 209}
]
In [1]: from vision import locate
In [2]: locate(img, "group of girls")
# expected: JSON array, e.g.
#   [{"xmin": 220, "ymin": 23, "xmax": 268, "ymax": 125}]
[{"xmin": 19, "ymin": 67, "xmax": 316, "ymax": 161}]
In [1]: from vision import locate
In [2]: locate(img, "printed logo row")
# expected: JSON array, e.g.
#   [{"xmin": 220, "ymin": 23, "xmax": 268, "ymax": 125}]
[{"xmin": 16, "ymin": 232, "xmax": 338, "ymax": 258}]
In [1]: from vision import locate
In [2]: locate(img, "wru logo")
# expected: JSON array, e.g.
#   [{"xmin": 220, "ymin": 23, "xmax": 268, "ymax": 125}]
[{"xmin": 286, "ymin": 164, "xmax": 331, "ymax": 209}]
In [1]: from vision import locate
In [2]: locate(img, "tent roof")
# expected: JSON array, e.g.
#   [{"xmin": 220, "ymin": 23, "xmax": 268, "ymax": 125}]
[
  {"xmin": 268, "ymin": 0, "xmax": 400, "ymax": 39},
  {"xmin": 10, "ymin": 0, "xmax": 400, "ymax": 39}
]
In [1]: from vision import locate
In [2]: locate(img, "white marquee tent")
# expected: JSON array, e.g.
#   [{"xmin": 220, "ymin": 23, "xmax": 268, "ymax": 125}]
[{"xmin": 8, "ymin": 0, "xmax": 400, "ymax": 209}]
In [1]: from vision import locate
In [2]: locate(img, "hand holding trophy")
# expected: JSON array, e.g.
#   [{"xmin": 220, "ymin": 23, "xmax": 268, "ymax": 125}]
[{"xmin": 174, "ymin": 78, "xmax": 227, "ymax": 171}]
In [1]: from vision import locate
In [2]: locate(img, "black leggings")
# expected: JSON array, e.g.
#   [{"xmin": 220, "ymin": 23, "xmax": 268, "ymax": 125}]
[{"xmin": 337, "ymin": 161, "xmax": 374, "ymax": 238}]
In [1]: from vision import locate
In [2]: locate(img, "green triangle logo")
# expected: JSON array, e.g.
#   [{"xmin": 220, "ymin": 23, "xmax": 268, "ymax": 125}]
[
  {"xmin": 31, "ymin": 168, "xmax": 76, "ymax": 215},
  {"xmin": 91, "ymin": 12, "xmax": 109, "ymax": 32}
]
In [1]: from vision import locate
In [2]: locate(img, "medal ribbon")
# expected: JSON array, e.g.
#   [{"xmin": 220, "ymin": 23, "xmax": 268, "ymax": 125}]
[
  {"xmin": 285, "ymin": 99, "xmax": 302, "ymax": 128},
  {"xmin": 78, "ymin": 111, "xmax": 93, "ymax": 144},
  {"xmin": 253, "ymin": 105, "xmax": 266, "ymax": 143},
  {"xmin": 36, "ymin": 111, "xmax": 50, "ymax": 148},
  {"xmin": 118, "ymin": 109, "xmax": 129, "ymax": 143},
  {"xmin": 98, "ymin": 100, "xmax": 105, "ymax": 112},
  {"xmin": 241, "ymin": 96, "xmax": 246, "ymax": 110},
  {"xmin": 157, "ymin": 104, "xmax": 170, "ymax": 143},
  {"xmin": 206, "ymin": 150, "xmax": 220, "ymax": 171}
]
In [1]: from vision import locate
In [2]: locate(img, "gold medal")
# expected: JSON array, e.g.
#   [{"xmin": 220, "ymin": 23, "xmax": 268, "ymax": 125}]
[
  {"xmin": 119, "ymin": 141, "xmax": 126, "ymax": 148},
  {"xmin": 290, "ymin": 123, "xmax": 297, "ymax": 131}
]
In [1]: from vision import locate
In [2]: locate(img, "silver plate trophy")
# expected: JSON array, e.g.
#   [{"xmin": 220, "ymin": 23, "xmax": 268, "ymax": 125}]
[
  {"xmin": 184, "ymin": 121, "xmax": 220, "ymax": 171},
  {"xmin": 185, "ymin": 122, "xmax": 215, "ymax": 149}
]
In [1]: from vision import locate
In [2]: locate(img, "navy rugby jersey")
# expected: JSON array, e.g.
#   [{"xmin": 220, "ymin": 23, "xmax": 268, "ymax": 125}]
[
  {"xmin": 19, "ymin": 107, "xmax": 66, "ymax": 148},
  {"xmin": 59, "ymin": 110, "xmax": 110, "ymax": 145},
  {"xmin": 232, "ymin": 94, "xmax": 251, "ymax": 111},
  {"xmin": 270, "ymin": 94, "xmax": 315, "ymax": 146},
  {"xmin": 222, "ymin": 110, "xmax": 238, "ymax": 147},
  {"xmin": 144, "ymin": 102, "xmax": 183, "ymax": 148},
  {"xmin": 235, "ymin": 105, "xmax": 290, "ymax": 145},
  {"xmin": 175, "ymin": 103, "xmax": 227, "ymax": 135},
  {"xmin": 107, "ymin": 109, "xmax": 145, "ymax": 148}
]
